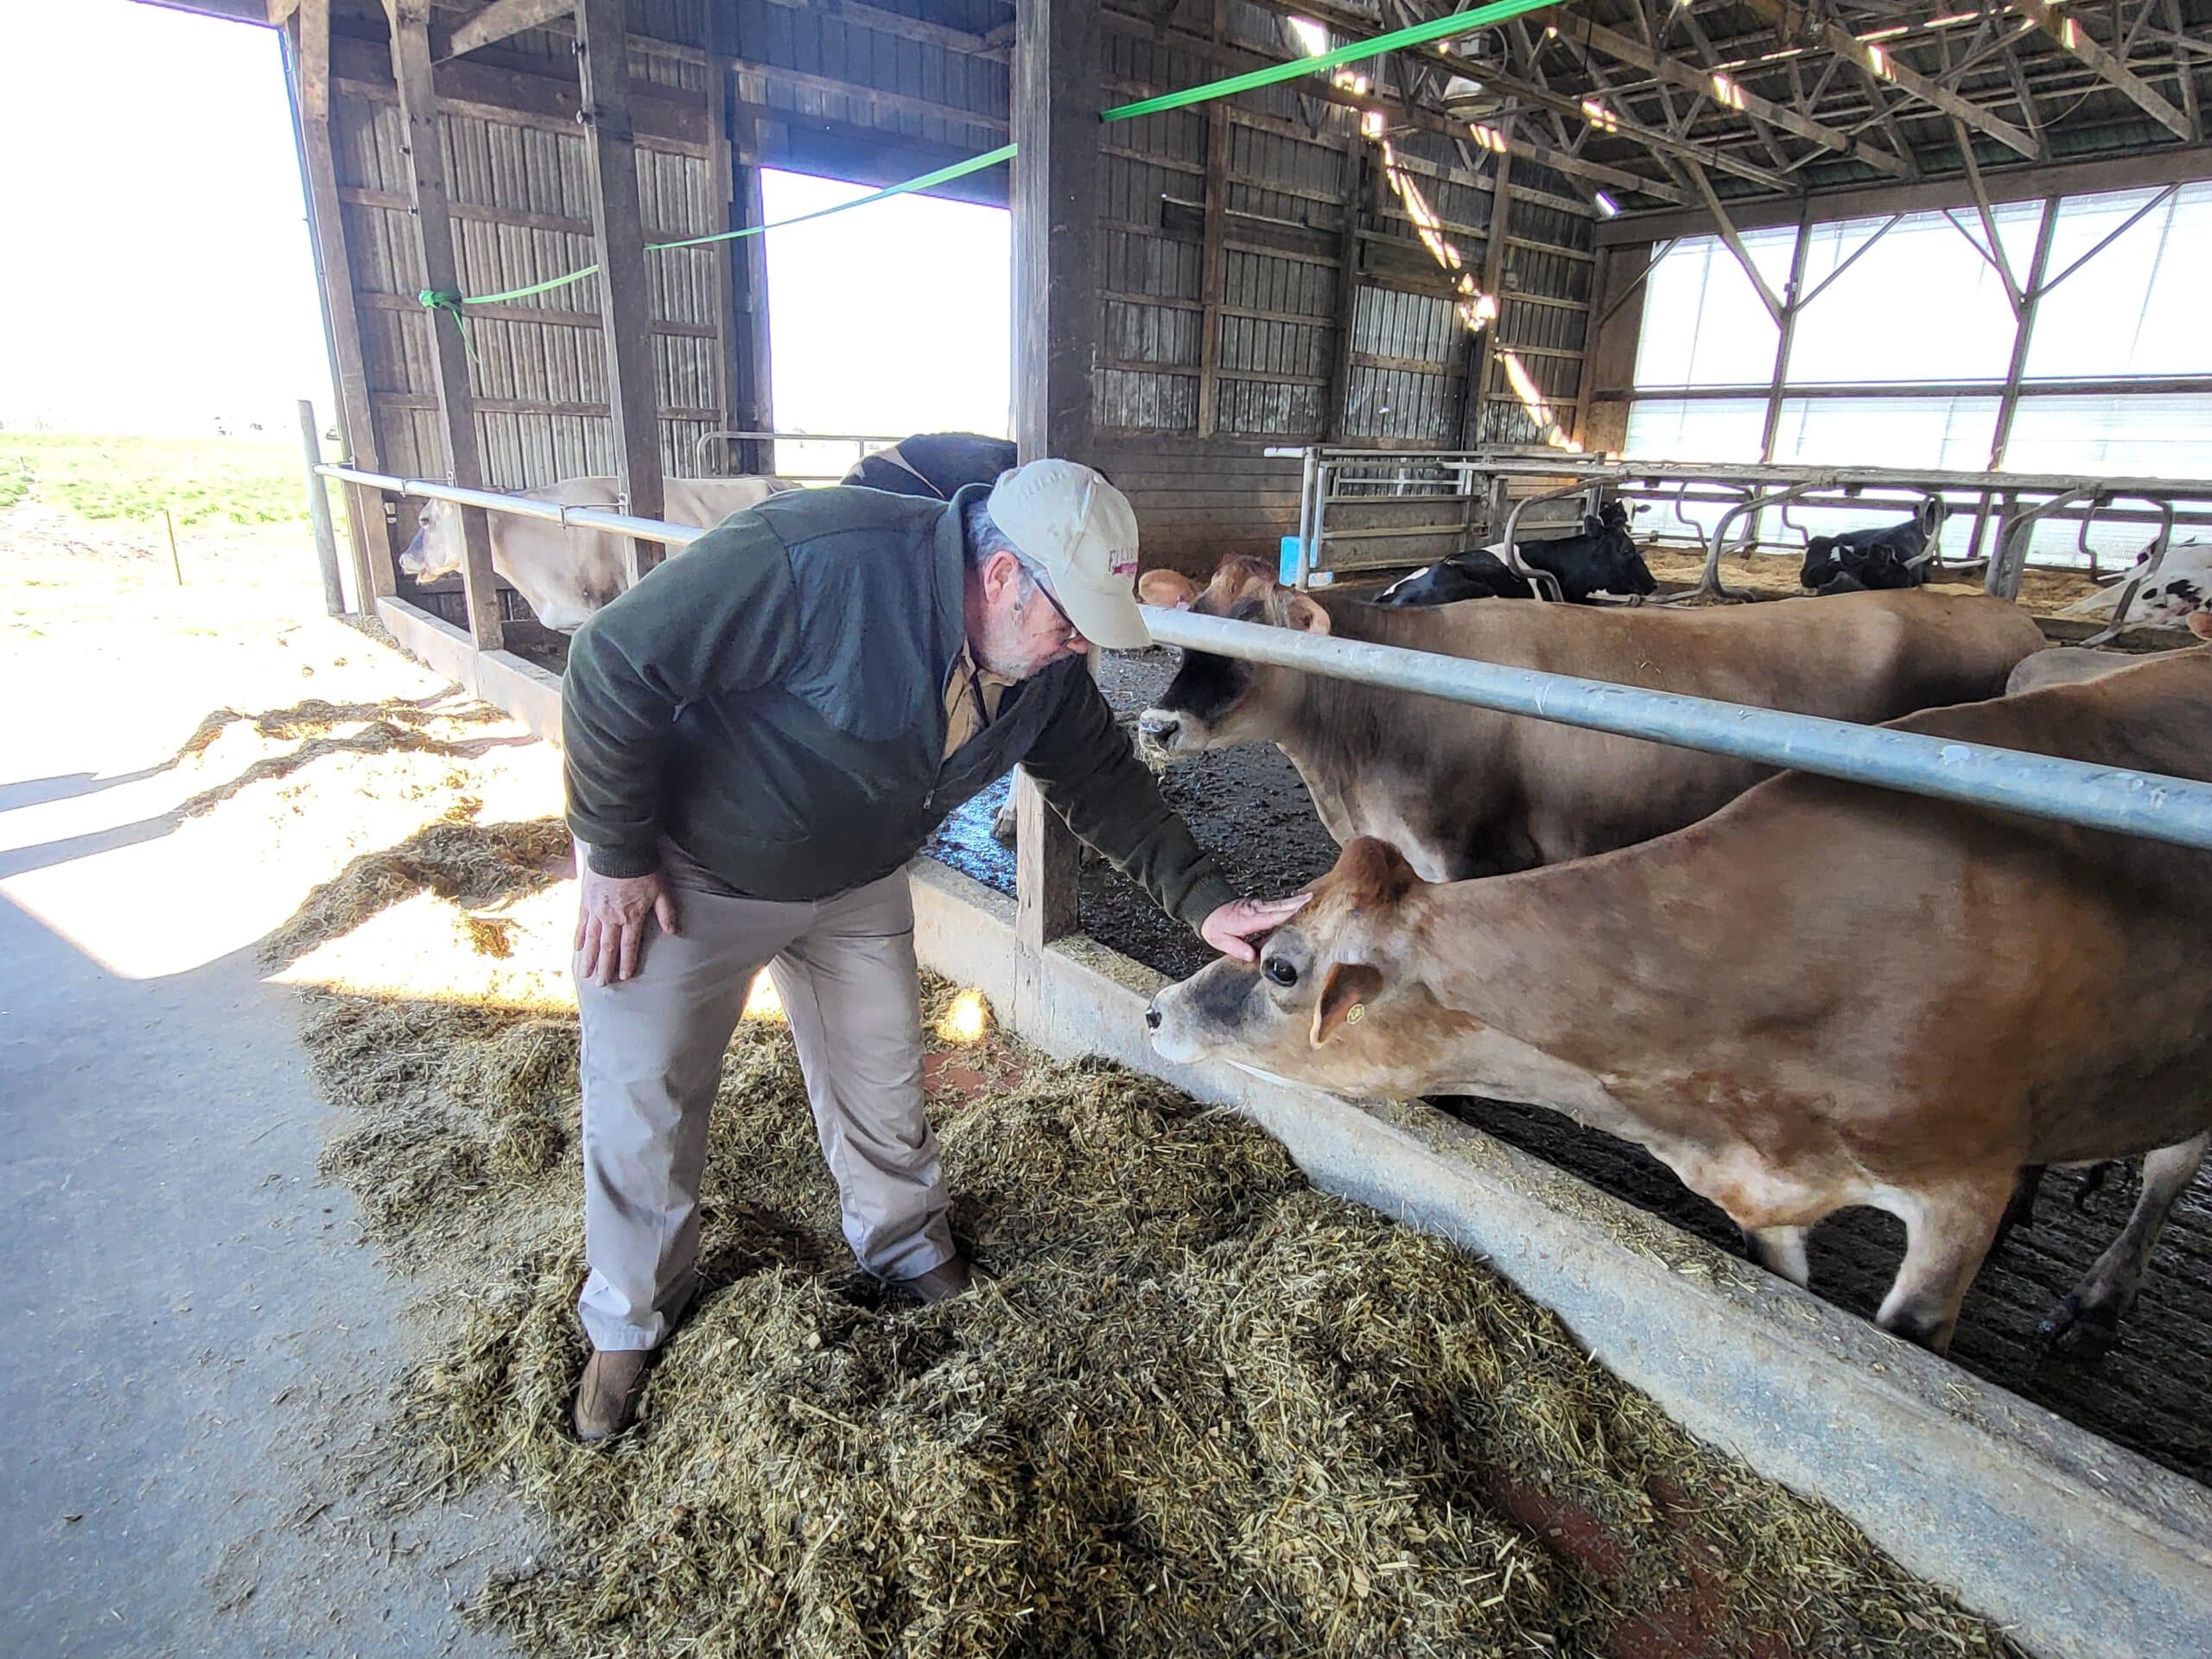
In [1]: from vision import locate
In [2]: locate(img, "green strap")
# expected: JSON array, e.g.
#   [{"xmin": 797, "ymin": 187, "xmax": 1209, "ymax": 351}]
[
  {"xmin": 1103, "ymin": 1, "xmax": 1551, "ymax": 122},
  {"xmin": 423, "ymin": 3, "xmax": 1554, "ymax": 319}
]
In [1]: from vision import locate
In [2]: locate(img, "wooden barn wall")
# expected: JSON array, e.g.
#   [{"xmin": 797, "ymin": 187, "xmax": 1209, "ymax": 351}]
[
  {"xmin": 326, "ymin": 13, "xmax": 725, "ymax": 493},
  {"xmin": 1474, "ymin": 162, "xmax": 1599, "ymax": 448},
  {"xmin": 1093, "ymin": 1, "xmax": 1598, "ymax": 573}
]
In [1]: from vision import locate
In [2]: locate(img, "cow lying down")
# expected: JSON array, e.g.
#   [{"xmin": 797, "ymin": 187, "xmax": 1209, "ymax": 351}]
[
  {"xmin": 1800, "ymin": 505, "xmax": 1945, "ymax": 595},
  {"xmin": 1375, "ymin": 503, "xmax": 1656, "ymax": 606},
  {"xmin": 2060, "ymin": 539, "xmax": 2212, "ymax": 635},
  {"xmin": 1136, "ymin": 559, "xmax": 2044, "ymax": 880},
  {"xmin": 401, "ymin": 474, "xmax": 799, "ymax": 631},
  {"xmin": 1149, "ymin": 650, "xmax": 2212, "ymax": 1356}
]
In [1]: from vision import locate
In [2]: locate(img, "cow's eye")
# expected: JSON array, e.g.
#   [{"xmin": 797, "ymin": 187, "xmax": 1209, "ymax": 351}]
[{"xmin": 1263, "ymin": 957, "xmax": 1299, "ymax": 988}]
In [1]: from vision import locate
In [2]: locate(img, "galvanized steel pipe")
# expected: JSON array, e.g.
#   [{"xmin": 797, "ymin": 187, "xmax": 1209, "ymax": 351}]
[
  {"xmin": 321, "ymin": 463, "xmax": 2212, "ymax": 853},
  {"xmin": 1141, "ymin": 606, "xmax": 2212, "ymax": 853}
]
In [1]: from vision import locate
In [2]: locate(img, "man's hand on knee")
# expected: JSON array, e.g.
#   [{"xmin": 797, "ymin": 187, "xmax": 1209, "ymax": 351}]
[{"xmin": 574, "ymin": 853, "xmax": 680, "ymax": 985}]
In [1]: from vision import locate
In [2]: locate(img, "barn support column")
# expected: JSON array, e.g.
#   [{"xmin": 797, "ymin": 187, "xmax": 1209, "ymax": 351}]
[
  {"xmin": 1464, "ymin": 149, "xmax": 1513, "ymax": 448},
  {"xmin": 575, "ymin": 0, "xmax": 666, "ymax": 583},
  {"xmin": 1757, "ymin": 201, "xmax": 1814, "ymax": 464},
  {"xmin": 286, "ymin": 0, "xmax": 392, "ymax": 609},
  {"xmin": 704, "ymin": 3, "xmax": 773, "ymax": 478},
  {"xmin": 1011, "ymin": 0, "xmax": 1098, "ymax": 957},
  {"xmin": 388, "ymin": 0, "xmax": 503, "ymax": 651}
]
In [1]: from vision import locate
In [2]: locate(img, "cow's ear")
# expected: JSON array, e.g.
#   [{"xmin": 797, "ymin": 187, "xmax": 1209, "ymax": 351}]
[
  {"xmin": 1311, "ymin": 962, "xmax": 1385, "ymax": 1046},
  {"xmin": 1332, "ymin": 836, "xmax": 1418, "ymax": 910},
  {"xmin": 1138, "ymin": 569, "xmax": 1198, "ymax": 610},
  {"xmin": 1278, "ymin": 592, "xmax": 1332, "ymax": 635}
]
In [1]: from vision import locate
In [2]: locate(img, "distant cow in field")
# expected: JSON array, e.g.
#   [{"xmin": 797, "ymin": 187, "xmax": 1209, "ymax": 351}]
[
  {"xmin": 842, "ymin": 433, "xmax": 1018, "ymax": 500},
  {"xmin": 1801, "ymin": 505, "xmax": 1946, "ymax": 594},
  {"xmin": 400, "ymin": 475, "xmax": 799, "ymax": 632},
  {"xmin": 1376, "ymin": 503, "xmax": 1656, "ymax": 607},
  {"xmin": 1135, "ymin": 558, "xmax": 2044, "ymax": 881},
  {"xmin": 1148, "ymin": 651, "xmax": 2212, "ymax": 1357}
]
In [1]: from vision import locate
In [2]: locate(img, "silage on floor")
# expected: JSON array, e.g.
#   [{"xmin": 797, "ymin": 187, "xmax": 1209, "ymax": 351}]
[{"xmin": 297, "ymin": 874, "xmax": 2018, "ymax": 1659}]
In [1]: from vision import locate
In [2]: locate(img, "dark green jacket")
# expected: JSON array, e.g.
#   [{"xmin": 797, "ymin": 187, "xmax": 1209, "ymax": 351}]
[{"xmin": 562, "ymin": 483, "xmax": 1236, "ymax": 934}]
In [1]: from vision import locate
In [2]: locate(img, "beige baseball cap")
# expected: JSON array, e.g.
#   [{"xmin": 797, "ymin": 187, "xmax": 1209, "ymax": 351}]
[{"xmin": 987, "ymin": 459, "xmax": 1149, "ymax": 651}]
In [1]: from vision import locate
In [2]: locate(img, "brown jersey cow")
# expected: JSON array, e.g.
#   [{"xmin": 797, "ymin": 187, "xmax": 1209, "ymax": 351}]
[
  {"xmin": 1148, "ymin": 651, "xmax": 2212, "ymax": 1356},
  {"xmin": 1136, "ymin": 559, "xmax": 2045, "ymax": 880}
]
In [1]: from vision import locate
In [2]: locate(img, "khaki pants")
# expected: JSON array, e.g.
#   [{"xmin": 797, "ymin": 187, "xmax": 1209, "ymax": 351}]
[{"xmin": 575, "ymin": 847, "xmax": 951, "ymax": 1352}]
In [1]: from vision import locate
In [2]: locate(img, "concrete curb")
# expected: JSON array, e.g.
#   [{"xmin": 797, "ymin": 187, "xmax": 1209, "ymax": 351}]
[{"xmin": 907, "ymin": 856, "xmax": 2212, "ymax": 1659}]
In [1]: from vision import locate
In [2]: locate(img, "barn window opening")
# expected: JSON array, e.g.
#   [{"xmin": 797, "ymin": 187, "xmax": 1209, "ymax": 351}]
[
  {"xmin": 758, "ymin": 168, "xmax": 1011, "ymax": 482},
  {"xmin": 1620, "ymin": 181, "xmax": 2212, "ymax": 564}
]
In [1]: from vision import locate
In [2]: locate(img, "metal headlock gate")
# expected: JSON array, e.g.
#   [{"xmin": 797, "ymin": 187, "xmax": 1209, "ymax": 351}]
[
  {"xmin": 1274, "ymin": 447, "xmax": 2212, "ymax": 610},
  {"xmin": 317, "ymin": 462, "xmax": 2212, "ymax": 854}
]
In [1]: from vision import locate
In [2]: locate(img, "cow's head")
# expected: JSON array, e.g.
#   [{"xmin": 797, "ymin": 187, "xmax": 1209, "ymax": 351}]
[
  {"xmin": 1147, "ymin": 837, "xmax": 1451, "ymax": 1096},
  {"xmin": 397, "ymin": 498, "xmax": 463, "ymax": 582},
  {"xmin": 1134, "ymin": 557, "xmax": 1331, "ymax": 759},
  {"xmin": 1594, "ymin": 518, "xmax": 1658, "ymax": 598}
]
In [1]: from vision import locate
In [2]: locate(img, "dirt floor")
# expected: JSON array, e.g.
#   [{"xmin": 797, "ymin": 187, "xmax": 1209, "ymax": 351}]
[
  {"xmin": 6, "ymin": 499, "xmax": 2044, "ymax": 1656},
  {"xmin": 923, "ymin": 630, "xmax": 2212, "ymax": 1493}
]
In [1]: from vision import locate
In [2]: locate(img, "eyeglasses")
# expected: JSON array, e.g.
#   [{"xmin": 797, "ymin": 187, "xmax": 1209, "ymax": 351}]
[{"xmin": 1019, "ymin": 561, "xmax": 1079, "ymax": 644}]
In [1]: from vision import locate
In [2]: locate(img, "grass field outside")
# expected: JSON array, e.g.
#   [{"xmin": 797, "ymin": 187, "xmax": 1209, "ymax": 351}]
[{"xmin": 0, "ymin": 431, "xmax": 327, "ymax": 527}]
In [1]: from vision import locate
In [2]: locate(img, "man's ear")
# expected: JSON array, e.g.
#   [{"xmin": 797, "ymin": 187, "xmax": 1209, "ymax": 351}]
[
  {"xmin": 1278, "ymin": 591, "xmax": 1332, "ymax": 635},
  {"xmin": 1311, "ymin": 962, "xmax": 1385, "ymax": 1047},
  {"xmin": 1138, "ymin": 569, "xmax": 1198, "ymax": 609},
  {"xmin": 2187, "ymin": 610, "xmax": 2212, "ymax": 640}
]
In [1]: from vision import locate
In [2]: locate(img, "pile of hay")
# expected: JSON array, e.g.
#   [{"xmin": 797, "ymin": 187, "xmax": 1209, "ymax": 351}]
[
  {"xmin": 265, "ymin": 815, "xmax": 570, "ymax": 968},
  {"xmin": 304, "ymin": 961, "xmax": 2018, "ymax": 1658},
  {"xmin": 175, "ymin": 694, "xmax": 507, "ymax": 762}
]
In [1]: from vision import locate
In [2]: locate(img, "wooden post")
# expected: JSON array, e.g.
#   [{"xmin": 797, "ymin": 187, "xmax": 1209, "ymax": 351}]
[
  {"xmin": 1194, "ymin": 0, "xmax": 1230, "ymax": 439},
  {"xmin": 1323, "ymin": 133, "xmax": 1369, "ymax": 443},
  {"xmin": 1011, "ymin": 0, "xmax": 1097, "ymax": 954},
  {"xmin": 1466, "ymin": 151, "xmax": 1513, "ymax": 448},
  {"xmin": 286, "ymin": 0, "xmax": 394, "ymax": 605},
  {"xmin": 1758, "ymin": 200, "xmax": 1815, "ymax": 465},
  {"xmin": 704, "ymin": 2, "xmax": 773, "ymax": 476},
  {"xmin": 575, "ymin": 0, "xmax": 666, "ymax": 582},
  {"xmin": 388, "ymin": 0, "xmax": 503, "ymax": 651},
  {"xmin": 298, "ymin": 398, "xmax": 345, "ymax": 615}
]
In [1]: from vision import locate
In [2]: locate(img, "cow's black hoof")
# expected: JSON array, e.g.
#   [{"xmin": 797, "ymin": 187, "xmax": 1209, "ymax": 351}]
[{"xmin": 2038, "ymin": 1294, "xmax": 2121, "ymax": 1361}]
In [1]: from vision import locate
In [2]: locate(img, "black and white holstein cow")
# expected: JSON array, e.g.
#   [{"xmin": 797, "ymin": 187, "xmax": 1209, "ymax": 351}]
[
  {"xmin": 1375, "ymin": 502, "xmax": 1656, "ymax": 606},
  {"xmin": 2060, "ymin": 539, "xmax": 2212, "ymax": 637},
  {"xmin": 1800, "ymin": 503, "xmax": 1946, "ymax": 595},
  {"xmin": 400, "ymin": 474, "xmax": 798, "ymax": 632}
]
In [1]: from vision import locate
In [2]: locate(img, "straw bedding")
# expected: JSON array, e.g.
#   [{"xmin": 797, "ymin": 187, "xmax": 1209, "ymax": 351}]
[{"xmin": 297, "ymin": 822, "xmax": 2018, "ymax": 1658}]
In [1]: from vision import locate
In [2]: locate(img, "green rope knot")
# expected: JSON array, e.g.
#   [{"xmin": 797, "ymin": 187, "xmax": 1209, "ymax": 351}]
[{"xmin": 416, "ymin": 288, "xmax": 479, "ymax": 363}]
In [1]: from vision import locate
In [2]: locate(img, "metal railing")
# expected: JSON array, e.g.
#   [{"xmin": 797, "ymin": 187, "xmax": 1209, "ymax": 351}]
[
  {"xmin": 1273, "ymin": 447, "xmax": 2212, "ymax": 602},
  {"xmin": 321, "ymin": 464, "xmax": 2212, "ymax": 855},
  {"xmin": 690, "ymin": 429, "xmax": 908, "ymax": 480}
]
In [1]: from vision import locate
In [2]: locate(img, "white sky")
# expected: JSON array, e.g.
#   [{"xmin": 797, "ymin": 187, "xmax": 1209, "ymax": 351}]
[{"xmin": 0, "ymin": 1, "xmax": 1011, "ymax": 445}]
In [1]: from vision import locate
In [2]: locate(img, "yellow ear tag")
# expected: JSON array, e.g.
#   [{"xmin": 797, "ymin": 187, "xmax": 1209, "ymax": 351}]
[{"xmin": 1345, "ymin": 1004, "xmax": 1365, "ymax": 1026}]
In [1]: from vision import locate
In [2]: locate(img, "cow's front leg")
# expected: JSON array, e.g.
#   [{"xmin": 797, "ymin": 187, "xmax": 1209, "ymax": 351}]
[
  {"xmin": 1743, "ymin": 1224, "xmax": 1811, "ymax": 1288},
  {"xmin": 2042, "ymin": 1131, "xmax": 2209, "ymax": 1360},
  {"xmin": 1874, "ymin": 1175, "xmax": 2013, "ymax": 1354}
]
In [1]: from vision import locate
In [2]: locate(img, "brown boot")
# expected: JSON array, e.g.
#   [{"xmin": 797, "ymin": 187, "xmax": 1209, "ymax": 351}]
[
  {"xmin": 574, "ymin": 1346, "xmax": 654, "ymax": 1442},
  {"xmin": 892, "ymin": 1254, "xmax": 975, "ymax": 1304}
]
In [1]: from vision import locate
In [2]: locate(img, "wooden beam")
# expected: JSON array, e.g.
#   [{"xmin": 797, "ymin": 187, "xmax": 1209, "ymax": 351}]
[
  {"xmin": 1563, "ymin": 15, "xmax": 1908, "ymax": 179},
  {"xmin": 287, "ymin": 0, "xmax": 395, "ymax": 604},
  {"xmin": 1196, "ymin": 101, "xmax": 1231, "ymax": 438},
  {"xmin": 1466, "ymin": 146, "xmax": 1512, "ymax": 448},
  {"xmin": 1012, "ymin": 0, "xmax": 1095, "ymax": 953},
  {"xmin": 1594, "ymin": 140, "xmax": 2212, "ymax": 243},
  {"xmin": 1094, "ymin": 6, "xmax": 1689, "ymax": 205},
  {"xmin": 2007, "ymin": 0, "xmax": 2192, "ymax": 141},
  {"xmin": 388, "ymin": 0, "xmax": 502, "ymax": 650},
  {"xmin": 1242, "ymin": 0, "xmax": 1789, "ymax": 193},
  {"xmin": 575, "ymin": 0, "xmax": 665, "ymax": 582},
  {"xmin": 447, "ymin": 0, "xmax": 573, "ymax": 60},
  {"xmin": 1684, "ymin": 160, "xmax": 1785, "ymax": 321},
  {"xmin": 702, "ymin": 4, "xmax": 772, "ymax": 475},
  {"xmin": 1739, "ymin": 0, "xmax": 2040, "ymax": 159},
  {"xmin": 747, "ymin": 0, "xmax": 1006, "ymax": 60},
  {"xmin": 1325, "ymin": 136, "xmax": 1373, "ymax": 442}
]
